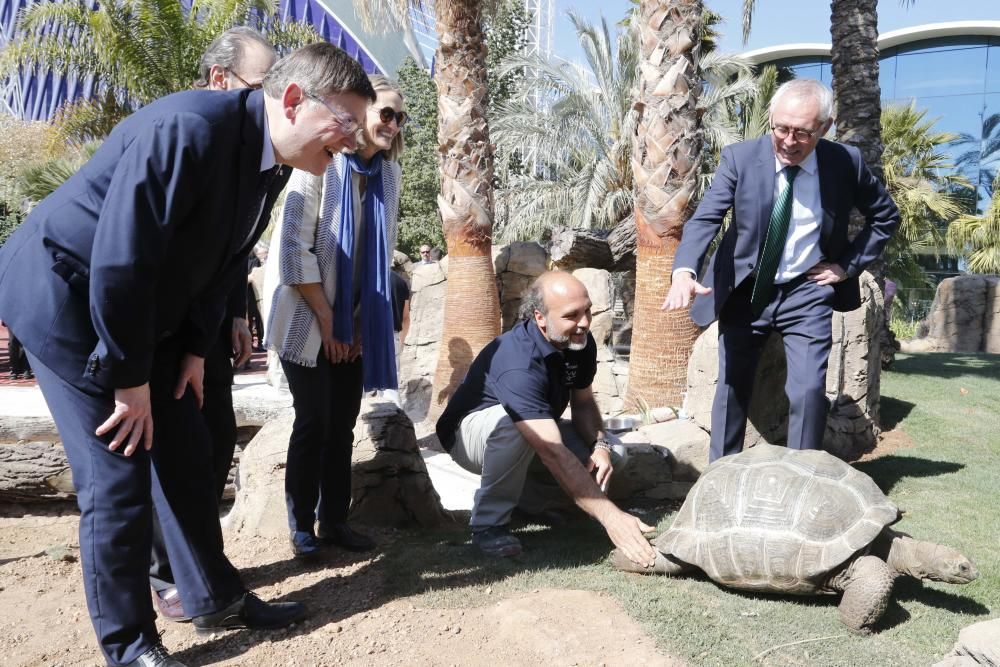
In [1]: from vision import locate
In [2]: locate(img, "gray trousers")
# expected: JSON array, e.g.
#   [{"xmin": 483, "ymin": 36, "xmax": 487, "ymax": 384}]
[{"xmin": 449, "ymin": 404, "xmax": 594, "ymax": 531}]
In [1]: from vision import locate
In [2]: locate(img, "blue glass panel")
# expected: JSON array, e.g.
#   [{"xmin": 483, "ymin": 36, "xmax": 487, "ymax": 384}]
[
  {"xmin": 894, "ymin": 36, "xmax": 991, "ymax": 56},
  {"xmin": 894, "ymin": 45, "xmax": 989, "ymax": 99},
  {"xmin": 986, "ymin": 44, "xmax": 1000, "ymax": 95},
  {"xmin": 879, "ymin": 52, "xmax": 896, "ymax": 99}
]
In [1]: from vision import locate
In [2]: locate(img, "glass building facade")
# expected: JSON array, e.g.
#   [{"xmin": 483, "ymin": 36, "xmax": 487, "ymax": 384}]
[
  {"xmin": 757, "ymin": 28, "xmax": 1000, "ymax": 281},
  {"xmin": 769, "ymin": 34, "xmax": 1000, "ymax": 214}
]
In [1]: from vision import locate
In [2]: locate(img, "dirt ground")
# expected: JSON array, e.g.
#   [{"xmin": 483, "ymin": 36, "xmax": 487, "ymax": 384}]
[{"xmin": 0, "ymin": 505, "xmax": 680, "ymax": 667}]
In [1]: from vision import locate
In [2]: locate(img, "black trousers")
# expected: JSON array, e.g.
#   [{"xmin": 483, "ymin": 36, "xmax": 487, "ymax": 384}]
[
  {"xmin": 247, "ymin": 284, "xmax": 264, "ymax": 348},
  {"xmin": 149, "ymin": 327, "xmax": 237, "ymax": 591},
  {"xmin": 8, "ymin": 331, "xmax": 30, "ymax": 375},
  {"xmin": 28, "ymin": 342, "xmax": 243, "ymax": 666},
  {"xmin": 281, "ymin": 353, "xmax": 363, "ymax": 532}
]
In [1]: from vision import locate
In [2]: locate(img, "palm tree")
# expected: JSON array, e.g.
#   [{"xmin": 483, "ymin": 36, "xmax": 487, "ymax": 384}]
[
  {"xmin": 880, "ymin": 103, "xmax": 968, "ymax": 291},
  {"xmin": 947, "ymin": 174, "xmax": 1000, "ymax": 274},
  {"xmin": 1, "ymin": 0, "xmax": 319, "ymax": 144},
  {"xmin": 952, "ymin": 111, "xmax": 1000, "ymax": 205},
  {"xmin": 490, "ymin": 13, "xmax": 639, "ymax": 242},
  {"xmin": 625, "ymin": 0, "xmax": 706, "ymax": 410},
  {"xmin": 355, "ymin": 0, "xmax": 502, "ymax": 418},
  {"xmin": 491, "ymin": 10, "xmax": 756, "ymax": 244}
]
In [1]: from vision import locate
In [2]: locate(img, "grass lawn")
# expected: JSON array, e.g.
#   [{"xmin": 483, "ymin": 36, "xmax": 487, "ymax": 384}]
[{"xmin": 377, "ymin": 353, "xmax": 999, "ymax": 666}]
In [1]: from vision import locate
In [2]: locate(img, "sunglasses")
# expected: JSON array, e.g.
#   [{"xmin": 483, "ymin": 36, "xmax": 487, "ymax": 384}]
[{"xmin": 378, "ymin": 106, "xmax": 408, "ymax": 127}]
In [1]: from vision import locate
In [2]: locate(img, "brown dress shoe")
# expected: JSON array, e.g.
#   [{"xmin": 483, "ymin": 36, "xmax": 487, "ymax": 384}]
[{"xmin": 152, "ymin": 587, "xmax": 191, "ymax": 622}]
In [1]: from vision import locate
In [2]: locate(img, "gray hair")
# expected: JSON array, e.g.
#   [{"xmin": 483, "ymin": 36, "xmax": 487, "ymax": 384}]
[
  {"xmin": 518, "ymin": 282, "xmax": 547, "ymax": 320},
  {"xmin": 263, "ymin": 42, "xmax": 376, "ymax": 102},
  {"xmin": 769, "ymin": 78, "xmax": 834, "ymax": 124},
  {"xmin": 194, "ymin": 27, "xmax": 275, "ymax": 88}
]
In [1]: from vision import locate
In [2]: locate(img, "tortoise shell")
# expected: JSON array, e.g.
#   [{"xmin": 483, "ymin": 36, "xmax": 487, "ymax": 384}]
[{"xmin": 655, "ymin": 444, "xmax": 899, "ymax": 594}]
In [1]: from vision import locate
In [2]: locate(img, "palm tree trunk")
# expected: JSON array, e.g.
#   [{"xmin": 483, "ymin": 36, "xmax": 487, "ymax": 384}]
[
  {"xmin": 428, "ymin": 0, "xmax": 501, "ymax": 419},
  {"xmin": 626, "ymin": 0, "xmax": 704, "ymax": 410},
  {"xmin": 830, "ymin": 0, "xmax": 893, "ymax": 375},
  {"xmin": 830, "ymin": 0, "xmax": 884, "ymax": 245}
]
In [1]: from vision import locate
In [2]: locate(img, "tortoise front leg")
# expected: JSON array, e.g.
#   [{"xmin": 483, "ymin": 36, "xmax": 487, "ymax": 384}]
[
  {"xmin": 609, "ymin": 548, "xmax": 692, "ymax": 575},
  {"xmin": 827, "ymin": 555, "xmax": 895, "ymax": 635}
]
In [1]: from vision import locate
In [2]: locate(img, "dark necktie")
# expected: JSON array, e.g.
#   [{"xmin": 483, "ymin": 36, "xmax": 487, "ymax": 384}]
[
  {"xmin": 241, "ymin": 165, "xmax": 280, "ymax": 251},
  {"xmin": 750, "ymin": 165, "xmax": 801, "ymax": 317}
]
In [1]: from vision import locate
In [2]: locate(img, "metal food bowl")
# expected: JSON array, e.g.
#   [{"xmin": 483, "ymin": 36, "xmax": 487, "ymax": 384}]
[{"xmin": 603, "ymin": 416, "xmax": 638, "ymax": 433}]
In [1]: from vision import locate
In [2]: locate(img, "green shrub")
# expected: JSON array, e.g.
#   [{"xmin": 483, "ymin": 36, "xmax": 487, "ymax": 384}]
[{"xmin": 889, "ymin": 316, "xmax": 920, "ymax": 341}]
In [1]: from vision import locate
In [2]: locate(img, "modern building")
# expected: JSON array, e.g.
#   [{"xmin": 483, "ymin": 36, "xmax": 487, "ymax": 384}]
[
  {"xmin": 743, "ymin": 21, "xmax": 1000, "ymax": 284},
  {"xmin": 0, "ymin": 0, "xmax": 423, "ymax": 122},
  {"xmin": 742, "ymin": 21, "xmax": 1000, "ymax": 213}
]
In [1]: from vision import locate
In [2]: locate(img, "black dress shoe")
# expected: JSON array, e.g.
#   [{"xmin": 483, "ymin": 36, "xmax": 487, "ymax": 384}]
[
  {"xmin": 289, "ymin": 530, "xmax": 322, "ymax": 558},
  {"xmin": 124, "ymin": 643, "xmax": 186, "ymax": 667},
  {"xmin": 317, "ymin": 522, "xmax": 376, "ymax": 552},
  {"xmin": 192, "ymin": 591, "xmax": 306, "ymax": 634}
]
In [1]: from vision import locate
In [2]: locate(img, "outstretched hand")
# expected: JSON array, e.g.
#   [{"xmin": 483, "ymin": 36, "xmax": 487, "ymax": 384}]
[
  {"xmin": 603, "ymin": 510, "xmax": 657, "ymax": 568},
  {"xmin": 662, "ymin": 271, "xmax": 712, "ymax": 310}
]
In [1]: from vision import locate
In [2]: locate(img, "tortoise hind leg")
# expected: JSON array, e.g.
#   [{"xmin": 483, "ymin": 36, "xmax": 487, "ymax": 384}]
[
  {"xmin": 829, "ymin": 555, "xmax": 895, "ymax": 635},
  {"xmin": 609, "ymin": 548, "xmax": 692, "ymax": 575}
]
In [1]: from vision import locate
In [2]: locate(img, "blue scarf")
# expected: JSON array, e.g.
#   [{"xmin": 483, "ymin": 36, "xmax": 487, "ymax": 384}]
[{"xmin": 333, "ymin": 153, "xmax": 397, "ymax": 391}]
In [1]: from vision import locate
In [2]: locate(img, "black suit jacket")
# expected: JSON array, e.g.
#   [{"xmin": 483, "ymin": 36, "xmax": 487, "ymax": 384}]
[
  {"xmin": 0, "ymin": 89, "xmax": 289, "ymax": 390},
  {"xmin": 674, "ymin": 136, "xmax": 899, "ymax": 327}
]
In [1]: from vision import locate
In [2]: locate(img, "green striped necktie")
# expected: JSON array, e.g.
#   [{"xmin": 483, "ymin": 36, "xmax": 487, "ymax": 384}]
[{"xmin": 750, "ymin": 165, "xmax": 801, "ymax": 317}]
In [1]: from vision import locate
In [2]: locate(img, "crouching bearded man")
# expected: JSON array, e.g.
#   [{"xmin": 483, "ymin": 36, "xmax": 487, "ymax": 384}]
[{"xmin": 435, "ymin": 271, "xmax": 656, "ymax": 567}]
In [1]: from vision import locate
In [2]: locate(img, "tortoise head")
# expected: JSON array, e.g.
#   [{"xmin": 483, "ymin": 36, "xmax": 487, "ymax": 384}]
[{"xmin": 925, "ymin": 549, "xmax": 979, "ymax": 584}]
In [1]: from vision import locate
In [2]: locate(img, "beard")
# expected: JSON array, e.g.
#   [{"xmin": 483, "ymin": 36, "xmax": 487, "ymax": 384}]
[{"xmin": 549, "ymin": 331, "xmax": 587, "ymax": 351}]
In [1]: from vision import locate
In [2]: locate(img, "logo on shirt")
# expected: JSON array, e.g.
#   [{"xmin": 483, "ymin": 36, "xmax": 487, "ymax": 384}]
[{"xmin": 563, "ymin": 359, "xmax": 579, "ymax": 386}]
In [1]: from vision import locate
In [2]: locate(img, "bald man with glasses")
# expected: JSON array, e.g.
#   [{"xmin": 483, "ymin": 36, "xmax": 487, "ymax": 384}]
[{"xmin": 664, "ymin": 78, "xmax": 899, "ymax": 463}]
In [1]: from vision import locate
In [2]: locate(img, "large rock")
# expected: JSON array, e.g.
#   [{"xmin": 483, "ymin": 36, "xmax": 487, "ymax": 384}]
[
  {"xmin": 399, "ymin": 262, "xmax": 448, "ymax": 422},
  {"xmin": 685, "ymin": 272, "xmax": 883, "ymax": 460},
  {"xmin": 934, "ymin": 619, "xmax": 1000, "ymax": 667},
  {"xmin": 906, "ymin": 275, "xmax": 1000, "ymax": 353},
  {"xmin": 350, "ymin": 401, "xmax": 452, "ymax": 527},
  {"xmin": 226, "ymin": 399, "xmax": 448, "ymax": 538},
  {"xmin": 607, "ymin": 419, "xmax": 710, "ymax": 501}
]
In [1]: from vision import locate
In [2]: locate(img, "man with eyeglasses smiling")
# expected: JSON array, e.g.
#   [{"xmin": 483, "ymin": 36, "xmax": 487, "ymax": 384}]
[
  {"xmin": 663, "ymin": 78, "xmax": 899, "ymax": 463},
  {"xmin": 0, "ymin": 42, "xmax": 375, "ymax": 667}
]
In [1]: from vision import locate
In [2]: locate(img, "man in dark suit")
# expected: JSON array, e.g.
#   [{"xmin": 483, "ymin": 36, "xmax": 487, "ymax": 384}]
[
  {"xmin": 0, "ymin": 42, "xmax": 375, "ymax": 667},
  {"xmin": 664, "ymin": 78, "xmax": 899, "ymax": 463},
  {"xmin": 146, "ymin": 26, "xmax": 276, "ymax": 624}
]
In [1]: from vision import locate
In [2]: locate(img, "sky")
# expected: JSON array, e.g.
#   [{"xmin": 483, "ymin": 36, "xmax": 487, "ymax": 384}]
[{"xmin": 552, "ymin": 0, "xmax": 997, "ymax": 64}]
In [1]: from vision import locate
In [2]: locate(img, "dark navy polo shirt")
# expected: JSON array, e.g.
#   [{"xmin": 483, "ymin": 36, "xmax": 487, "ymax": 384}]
[{"xmin": 435, "ymin": 319, "xmax": 598, "ymax": 451}]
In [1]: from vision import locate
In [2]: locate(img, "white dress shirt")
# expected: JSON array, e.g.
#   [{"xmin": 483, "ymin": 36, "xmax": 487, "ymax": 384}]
[
  {"xmin": 672, "ymin": 148, "xmax": 825, "ymax": 283},
  {"xmin": 772, "ymin": 150, "xmax": 823, "ymax": 284}
]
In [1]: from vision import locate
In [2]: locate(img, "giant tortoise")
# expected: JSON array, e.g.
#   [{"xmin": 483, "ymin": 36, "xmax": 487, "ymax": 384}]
[{"xmin": 611, "ymin": 444, "xmax": 978, "ymax": 633}]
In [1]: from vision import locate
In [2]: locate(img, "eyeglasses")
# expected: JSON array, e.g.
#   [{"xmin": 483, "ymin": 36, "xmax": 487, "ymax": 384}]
[
  {"xmin": 771, "ymin": 124, "xmax": 822, "ymax": 142},
  {"xmin": 305, "ymin": 91, "xmax": 359, "ymax": 135},
  {"xmin": 224, "ymin": 67, "xmax": 262, "ymax": 90},
  {"xmin": 378, "ymin": 106, "xmax": 408, "ymax": 128}
]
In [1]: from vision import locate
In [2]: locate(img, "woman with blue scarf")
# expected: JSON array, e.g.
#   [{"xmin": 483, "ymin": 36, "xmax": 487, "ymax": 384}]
[{"xmin": 265, "ymin": 75, "xmax": 406, "ymax": 558}]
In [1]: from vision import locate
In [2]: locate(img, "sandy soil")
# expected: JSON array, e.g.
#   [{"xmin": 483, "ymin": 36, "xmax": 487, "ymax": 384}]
[{"xmin": 0, "ymin": 506, "xmax": 680, "ymax": 667}]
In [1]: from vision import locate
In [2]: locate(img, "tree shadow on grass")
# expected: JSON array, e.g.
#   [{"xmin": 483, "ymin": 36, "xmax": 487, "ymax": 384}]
[
  {"xmin": 853, "ymin": 455, "xmax": 964, "ymax": 494},
  {"xmin": 890, "ymin": 353, "xmax": 1000, "ymax": 381},
  {"xmin": 879, "ymin": 396, "xmax": 915, "ymax": 431}
]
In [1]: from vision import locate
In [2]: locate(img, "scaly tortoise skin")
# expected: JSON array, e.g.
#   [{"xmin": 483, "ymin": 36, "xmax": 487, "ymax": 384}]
[{"xmin": 612, "ymin": 444, "xmax": 978, "ymax": 634}]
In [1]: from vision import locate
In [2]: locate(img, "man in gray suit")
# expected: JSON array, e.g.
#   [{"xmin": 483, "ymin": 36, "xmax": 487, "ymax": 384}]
[{"xmin": 664, "ymin": 78, "xmax": 899, "ymax": 463}]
